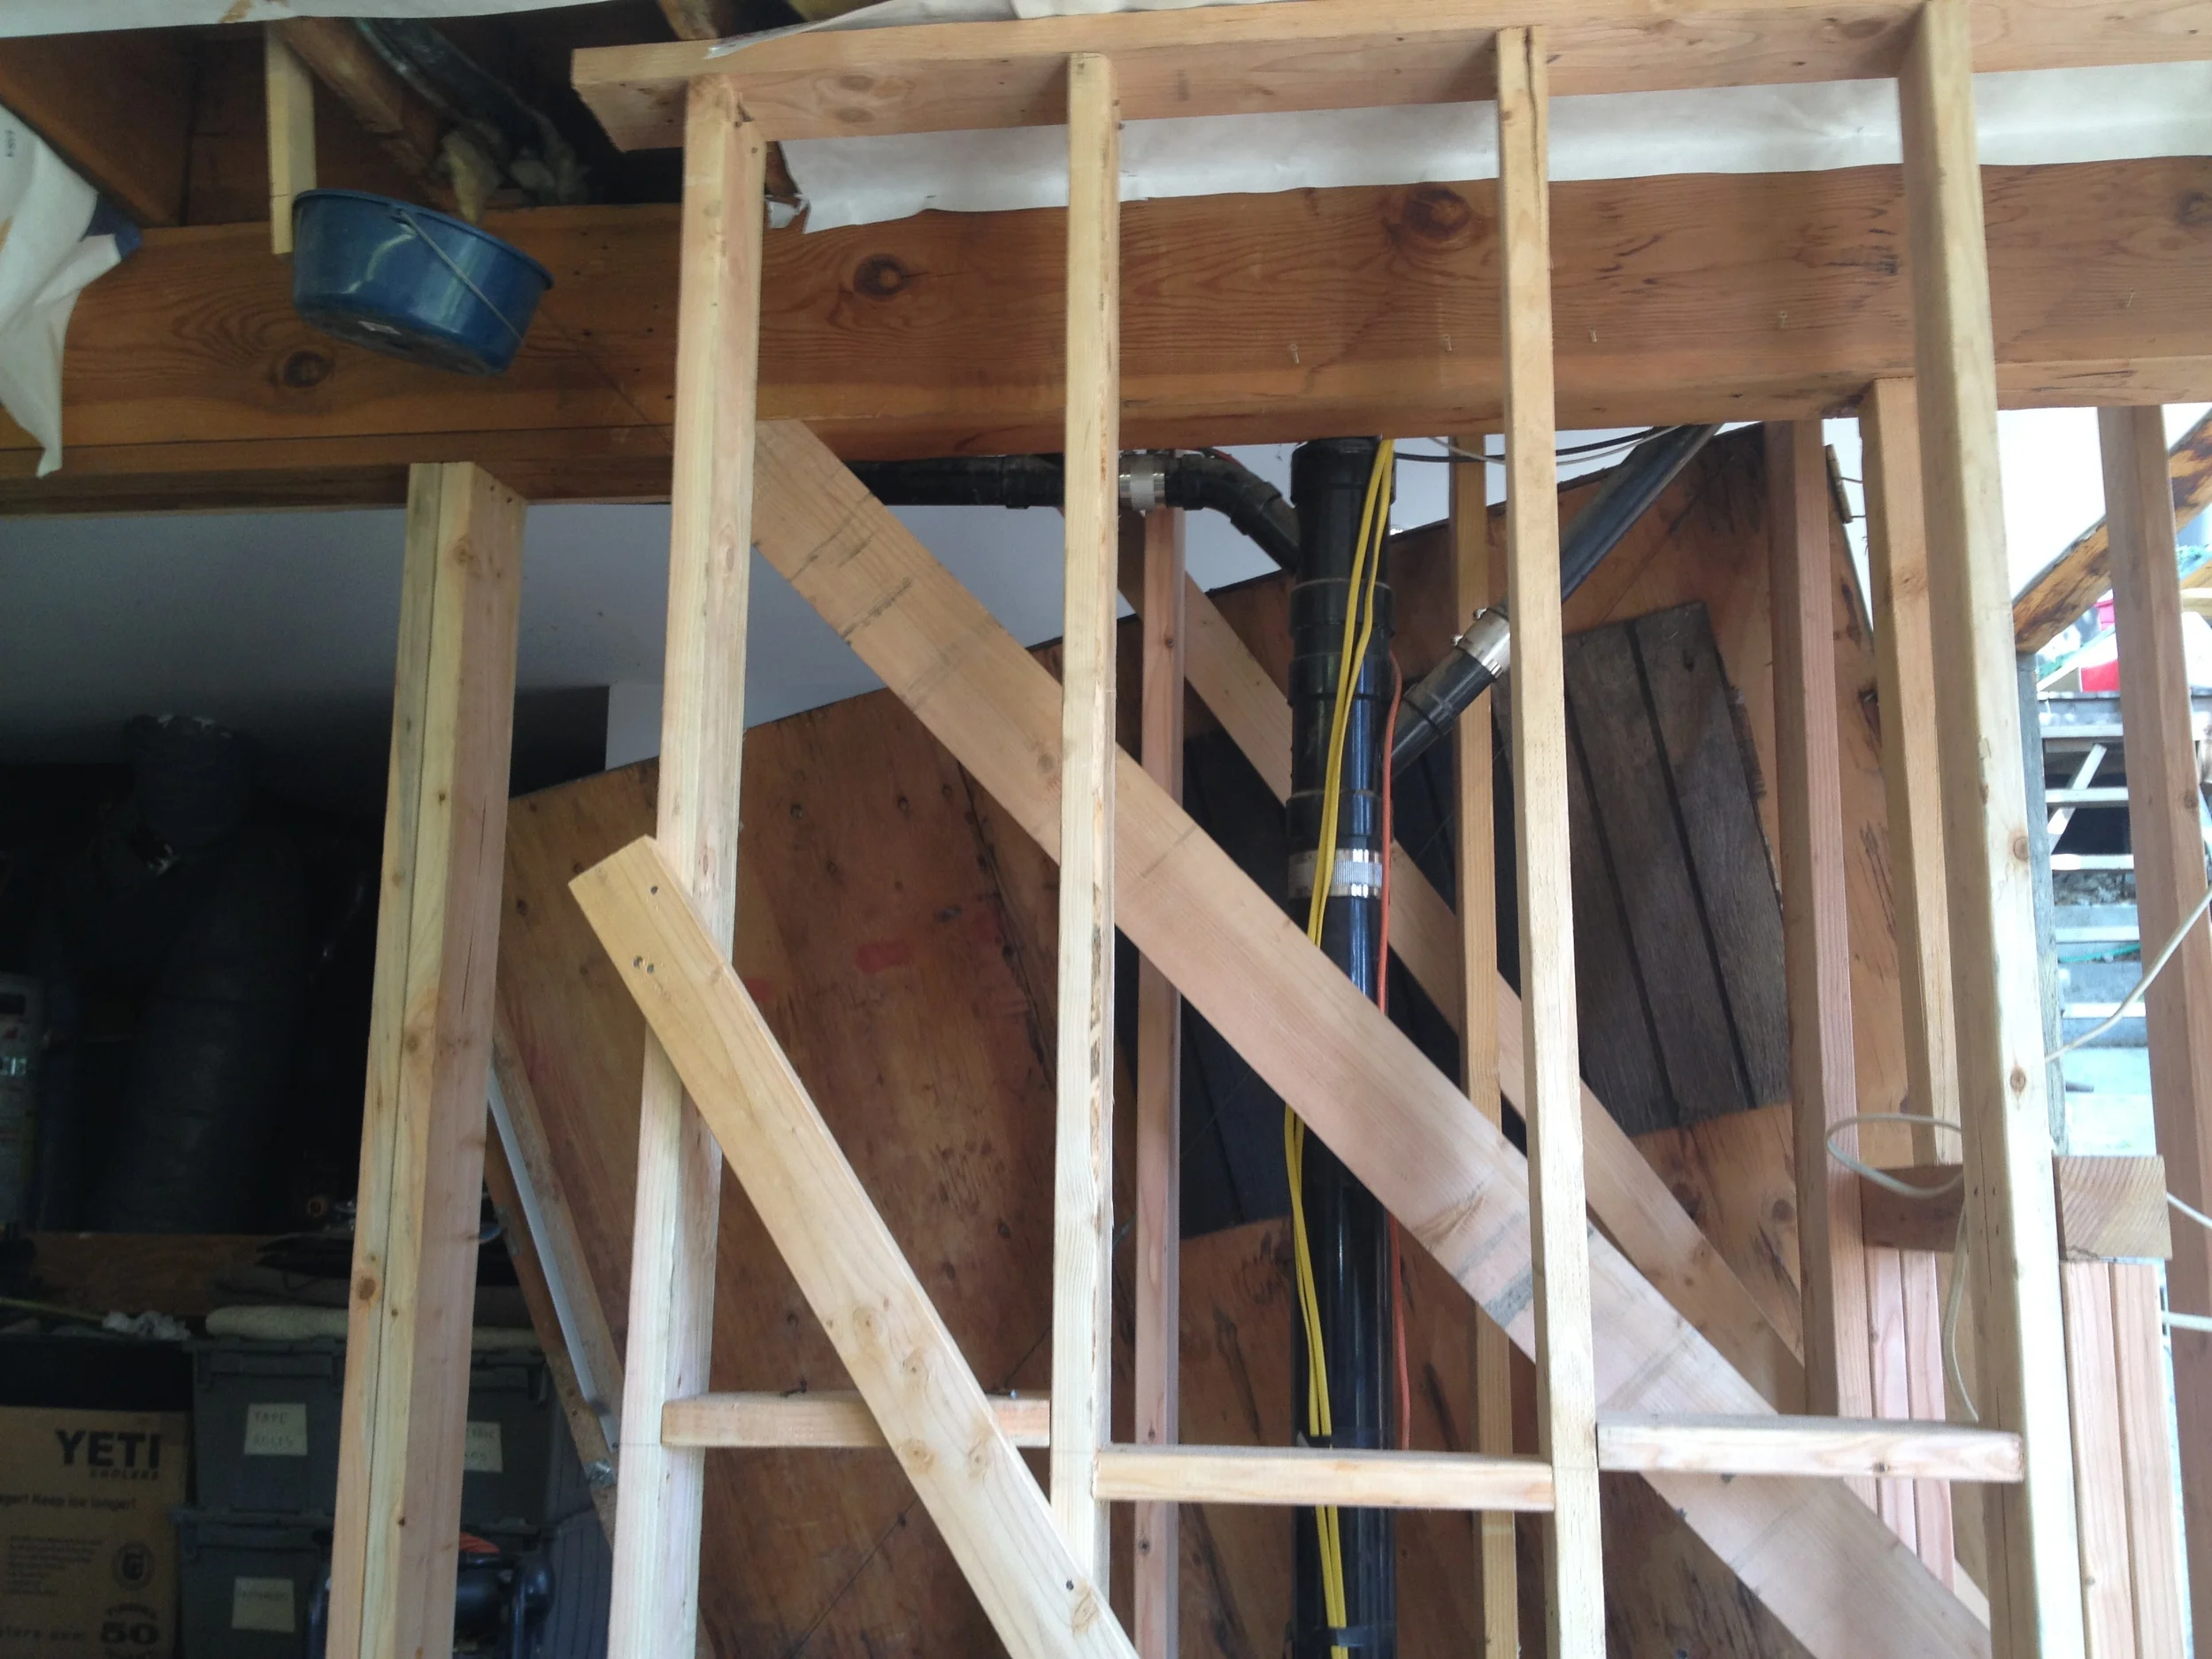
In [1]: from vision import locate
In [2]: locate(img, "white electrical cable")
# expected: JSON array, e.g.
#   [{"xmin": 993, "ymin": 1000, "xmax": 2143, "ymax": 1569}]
[{"xmin": 2047, "ymin": 881, "xmax": 2212, "ymax": 1060}]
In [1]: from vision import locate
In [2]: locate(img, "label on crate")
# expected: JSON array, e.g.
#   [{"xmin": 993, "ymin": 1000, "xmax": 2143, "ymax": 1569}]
[
  {"xmin": 230, "ymin": 1576, "xmax": 296, "ymax": 1633},
  {"xmin": 463, "ymin": 1421, "xmax": 503, "ymax": 1474},
  {"xmin": 242, "ymin": 1402, "xmax": 308, "ymax": 1457}
]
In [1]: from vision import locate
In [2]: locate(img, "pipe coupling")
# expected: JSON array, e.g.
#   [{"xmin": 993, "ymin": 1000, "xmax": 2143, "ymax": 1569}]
[
  {"xmin": 1286, "ymin": 849, "xmax": 1386, "ymax": 901},
  {"xmin": 1120, "ymin": 450, "xmax": 1171, "ymax": 514},
  {"xmin": 1455, "ymin": 607, "xmax": 1512, "ymax": 680}
]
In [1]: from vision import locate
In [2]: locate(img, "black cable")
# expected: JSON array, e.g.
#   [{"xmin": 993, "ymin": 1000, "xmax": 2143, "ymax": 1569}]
[{"xmin": 1393, "ymin": 427, "xmax": 1668, "ymax": 465}]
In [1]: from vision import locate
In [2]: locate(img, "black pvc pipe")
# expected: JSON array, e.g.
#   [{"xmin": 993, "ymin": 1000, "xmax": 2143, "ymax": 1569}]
[{"xmin": 1285, "ymin": 437, "xmax": 1396, "ymax": 1659}]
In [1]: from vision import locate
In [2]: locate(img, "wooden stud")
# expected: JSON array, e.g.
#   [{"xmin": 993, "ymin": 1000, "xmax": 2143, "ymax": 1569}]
[
  {"xmin": 1051, "ymin": 48, "xmax": 1120, "ymax": 1587},
  {"xmin": 1133, "ymin": 507, "xmax": 1184, "ymax": 1659},
  {"xmin": 1452, "ymin": 438, "xmax": 1521, "ymax": 1651},
  {"xmin": 265, "ymin": 28, "xmax": 316, "ymax": 257},
  {"xmin": 2101, "ymin": 402, "xmax": 2212, "ymax": 1624},
  {"xmin": 662, "ymin": 1392, "xmax": 1051, "ymax": 1449},
  {"xmin": 573, "ymin": 840, "xmax": 1136, "ymax": 1659},
  {"xmin": 1902, "ymin": 1, "xmax": 2086, "ymax": 1646},
  {"xmin": 1596, "ymin": 1414, "xmax": 2024, "ymax": 1482},
  {"xmin": 2061, "ymin": 1262, "xmax": 2135, "ymax": 1656},
  {"xmin": 1498, "ymin": 30, "xmax": 1606, "ymax": 1656},
  {"xmin": 604, "ymin": 80, "xmax": 764, "ymax": 1659},
  {"xmin": 1769, "ymin": 419, "xmax": 1878, "ymax": 1459},
  {"xmin": 749, "ymin": 419, "xmax": 1991, "ymax": 1659},
  {"xmin": 2108, "ymin": 1263, "xmax": 2188, "ymax": 1655},
  {"xmin": 1094, "ymin": 1446, "xmax": 1555, "ymax": 1512},
  {"xmin": 325, "ymin": 462, "xmax": 525, "ymax": 1659}
]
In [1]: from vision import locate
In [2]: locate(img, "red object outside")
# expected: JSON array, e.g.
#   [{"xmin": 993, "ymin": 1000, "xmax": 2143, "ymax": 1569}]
[{"xmin": 2080, "ymin": 596, "xmax": 2121, "ymax": 692}]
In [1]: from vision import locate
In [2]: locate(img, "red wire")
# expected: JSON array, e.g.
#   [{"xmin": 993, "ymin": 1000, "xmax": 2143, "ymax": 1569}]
[{"xmin": 1379, "ymin": 657, "xmax": 1413, "ymax": 1450}]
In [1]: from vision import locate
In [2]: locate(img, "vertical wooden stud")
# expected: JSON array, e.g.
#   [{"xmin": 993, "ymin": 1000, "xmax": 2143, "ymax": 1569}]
[
  {"xmin": 1863, "ymin": 375, "xmax": 1963, "ymax": 1580},
  {"xmin": 1497, "ymin": 29, "xmax": 1604, "ymax": 1656},
  {"xmin": 1052, "ymin": 47, "xmax": 1120, "ymax": 1587},
  {"xmin": 1451, "ymin": 437, "xmax": 1520, "ymax": 1655},
  {"xmin": 2101, "ymin": 403, "xmax": 2212, "ymax": 1623},
  {"xmin": 265, "ymin": 27, "xmax": 316, "ymax": 257},
  {"xmin": 2109, "ymin": 1263, "xmax": 2188, "ymax": 1655},
  {"xmin": 1133, "ymin": 506, "xmax": 1185, "ymax": 1659},
  {"xmin": 325, "ymin": 461, "xmax": 526, "ymax": 1659},
  {"xmin": 2061, "ymin": 1262, "xmax": 2136, "ymax": 1657},
  {"xmin": 1768, "ymin": 419, "xmax": 1878, "ymax": 1475},
  {"xmin": 1901, "ymin": 3, "xmax": 2085, "ymax": 1647},
  {"xmin": 604, "ymin": 79, "xmax": 764, "ymax": 1659}
]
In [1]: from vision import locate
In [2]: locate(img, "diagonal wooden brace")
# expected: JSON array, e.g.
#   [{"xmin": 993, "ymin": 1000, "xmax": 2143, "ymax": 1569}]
[
  {"xmin": 572, "ymin": 837, "xmax": 1136, "ymax": 1659},
  {"xmin": 750, "ymin": 418, "xmax": 1988, "ymax": 1659}
]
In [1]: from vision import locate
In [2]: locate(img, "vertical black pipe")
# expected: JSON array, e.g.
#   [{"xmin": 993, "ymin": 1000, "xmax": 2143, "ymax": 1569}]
[{"xmin": 1286, "ymin": 438, "xmax": 1396, "ymax": 1659}]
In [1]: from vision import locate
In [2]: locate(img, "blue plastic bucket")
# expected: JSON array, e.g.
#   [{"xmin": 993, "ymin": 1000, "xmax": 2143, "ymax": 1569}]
[{"xmin": 290, "ymin": 189, "xmax": 553, "ymax": 376}]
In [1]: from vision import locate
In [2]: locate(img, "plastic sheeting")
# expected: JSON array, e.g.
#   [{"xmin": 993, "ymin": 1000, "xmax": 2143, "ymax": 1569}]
[
  {"xmin": 0, "ymin": 105, "xmax": 124, "ymax": 476},
  {"xmin": 781, "ymin": 59, "xmax": 2212, "ymax": 231}
]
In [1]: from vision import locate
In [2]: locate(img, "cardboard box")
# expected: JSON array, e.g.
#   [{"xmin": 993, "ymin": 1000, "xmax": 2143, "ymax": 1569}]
[{"xmin": 0, "ymin": 1407, "xmax": 188, "ymax": 1659}]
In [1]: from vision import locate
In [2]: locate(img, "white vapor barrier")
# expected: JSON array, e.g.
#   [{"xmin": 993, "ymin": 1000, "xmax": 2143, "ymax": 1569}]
[{"xmin": 783, "ymin": 61, "xmax": 2212, "ymax": 232}]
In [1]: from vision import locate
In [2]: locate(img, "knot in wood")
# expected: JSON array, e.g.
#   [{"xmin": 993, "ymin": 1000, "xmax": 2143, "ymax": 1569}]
[
  {"xmin": 277, "ymin": 349, "xmax": 333, "ymax": 390},
  {"xmin": 1388, "ymin": 184, "xmax": 1479, "ymax": 252},
  {"xmin": 852, "ymin": 254, "xmax": 913, "ymax": 300}
]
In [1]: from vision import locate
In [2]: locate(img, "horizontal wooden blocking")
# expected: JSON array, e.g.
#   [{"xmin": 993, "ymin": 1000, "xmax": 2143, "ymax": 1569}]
[
  {"xmin": 1598, "ymin": 1415, "xmax": 2025, "ymax": 1483},
  {"xmin": 1092, "ymin": 1446, "xmax": 1557, "ymax": 1512},
  {"xmin": 749, "ymin": 417, "xmax": 1988, "ymax": 1659},
  {"xmin": 664, "ymin": 1392, "xmax": 1050, "ymax": 1449},
  {"xmin": 572, "ymin": 836, "xmax": 1135, "ymax": 1659},
  {"xmin": 1857, "ymin": 1156, "xmax": 2171, "ymax": 1260}
]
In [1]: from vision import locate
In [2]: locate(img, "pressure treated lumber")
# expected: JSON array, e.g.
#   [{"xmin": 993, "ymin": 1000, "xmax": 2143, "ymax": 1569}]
[
  {"xmin": 265, "ymin": 31, "xmax": 317, "ymax": 258},
  {"xmin": 749, "ymin": 419, "xmax": 1988, "ymax": 1659},
  {"xmin": 1050, "ymin": 50, "xmax": 1119, "ymax": 1586},
  {"xmin": 2101, "ymin": 402, "xmax": 2212, "ymax": 1624},
  {"xmin": 2108, "ymin": 1263, "xmax": 2189, "ymax": 1654},
  {"xmin": 574, "ymin": 840, "xmax": 1136, "ymax": 1659},
  {"xmin": 1597, "ymin": 1414, "xmax": 2024, "ymax": 1482},
  {"xmin": 662, "ymin": 1391, "xmax": 1051, "ymax": 1448},
  {"xmin": 1498, "ymin": 29, "xmax": 1606, "ymax": 1656},
  {"xmin": 605, "ymin": 84, "xmax": 763, "ymax": 1659},
  {"xmin": 1093, "ymin": 1446, "xmax": 1557, "ymax": 1512},
  {"xmin": 2060, "ymin": 1263, "xmax": 2134, "ymax": 1655},
  {"xmin": 573, "ymin": 0, "xmax": 2212, "ymax": 149},
  {"xmin": 1133, "ymin": 504, "xmax": 1185, "ymax": 1659},
  {"xmin": 326, "ymin": 462, "xmax": 526, "ymax": 1659},
  {"xmin": 1857, "ymin": 1156, "xmax": 2172, "ymax": 1261},
  {"xmin": 1902, "ymin": 3, "xmax": 2085, "ymax": 1647},
  {"xmin": 1451, "ymin": 440, "xmax": 1520, "ymax": 1651},
  {"xmin": 2012, "ymin": 408, "xmax": 2212, "ymax": 655},
  {"xmin": 1768, "ymin": 421, "xmax": 1877, "ymax": 1463},
  {"xmin": 13, "ymin": 160, "xmax": 2212, "ymax": 511}
]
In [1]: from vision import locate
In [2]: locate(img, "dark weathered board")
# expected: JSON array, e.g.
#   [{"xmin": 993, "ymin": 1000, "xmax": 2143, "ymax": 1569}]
[
  {"xmin": 1632, "ymin": 602, "xmax": 1793, "ymax": 1110},
  {"xmin": 1565, "ymin": 618, "xmax": 1758, "ymax": 1123}
]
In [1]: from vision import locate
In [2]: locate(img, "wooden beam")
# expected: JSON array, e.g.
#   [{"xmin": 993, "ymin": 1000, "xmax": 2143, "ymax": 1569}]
[
  {"xmin": 2108, "ymin": 1263, "xmax": 2189, "ymax": 1654},
  {"xmin": 1451, "ymin": 442, "xmax": 1520, "ymax": 1650},
  {"xmin": 1133, "ymin": 503, "xmax": 1186, "ymax": 1659},
  {"xmin": 2060, "ymin": 1263, "xmax": 2135, "ymax": 1655},
  {"xmin": 14, "ymin": 159, "xmax": 2212, "ymax": 510},
  {"xmin": 603, "ymin": 84, "xmax": 764, "ymax": 1659},
  {"xmin": 1769, "ymin": 420, "xmax": 1878, "ymax": 1466},
  {"xmin": 1094, "ymin": 1445, "xmax": 1556, "ymax": 1512},
  {"xmin": 573, "ymin": 839, "xmax": 1136, "ymax": 1659},
  {"xmin": 748, "ymin": 418, "xmax": 1988, "ymax": 1657},
  {"xmin": 326, "ymin": 461, "xmax": 526, "ymax": 1659},
  {"xmin": 1597, "ymin": 1414, "xmax": 2024, "ymax": 1482},
  {"xmin": 1902, "ymin": 0, "xmax": 2086, "ymax": 1647},
  {"xmin": 0, "ymin": 33, "xmax": 192, "ymax": 227},
  {"xmin": 1858, "ymin": 1156, "xmax": 2173, "ymax": 1261},
  {"xmin": 265, "ymin": 30, "xmax": 317, "ymax": 258},
  {"xmin": 2101, "ymin": 400, "xmax": 2212, "ymax": 1624},
  {"xmin": 662, "ymin": 1391, "xmax": 1051, "ymax": 1448},
  {"xmin": 1498, "ymin": 28, "xmax": 1606, "ymax": 1657},
  {"xmin": 657, "ymin": 0, "xmax": 742, "ymax": 42},
  {"xmin": 573, "ymin": 0, "xmax": 2212, "ymax": 148},
  {"xmin": 272, "ymin": 19, "xmax": 449, "ymax": 200},
  {"xmin": 2012, "ymin": 409, "xmax": 2212, "ymax": 655},
  {"xmin": 1152, "ymin": 534, "xmax": 1805, "ymax": 1416},
  {"xmin": 1049, "ymin": 50, "xmax": 1119, "ymax": 1588}
]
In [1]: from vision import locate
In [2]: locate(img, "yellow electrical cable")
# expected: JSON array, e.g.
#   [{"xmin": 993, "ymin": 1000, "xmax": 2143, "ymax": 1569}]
[{"xmin": 1285, "ymin": 439, "xmax": 1393, "ymax": 1659}]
